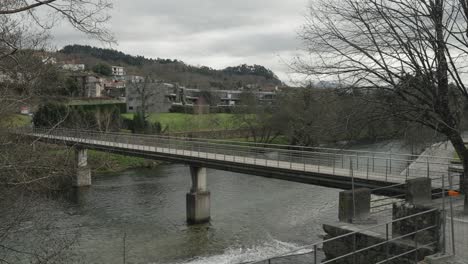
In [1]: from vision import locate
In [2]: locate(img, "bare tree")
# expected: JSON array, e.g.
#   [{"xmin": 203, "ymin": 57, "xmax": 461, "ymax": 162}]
[
  {"xmin": 233, "ymin": 91, "xmax": 281, "ymax": 143},
  {"xmin": 0, "ymin": 0, "xmax": 113, "ymax": 262},
  {"xmin": 298, "ymin": 0, "xmax": 468, "ymax": 211}
]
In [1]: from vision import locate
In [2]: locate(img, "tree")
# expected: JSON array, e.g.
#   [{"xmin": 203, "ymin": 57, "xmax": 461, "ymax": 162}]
[
  {"xmin": 275, "ymin": 88, "xmax": 341, "ymax": 146},
  {"xmin": 0, "ymin": 1, "xmax": 113, "ymax": 262},
  {"xmin": 92, "ymin": 63, "xmax": 112, "ymax": 76},
  {"xmin": 130, "ymin": 76, "xmax": 155, "ymax": 121},
  {"xmin": 64, "ymin": 77, "xmax": 80, "ymax": 96},
  {"xmin": 233, "ymin": 91, "xmax": 281, "ymax": 143},
  {"xmin": 298, "ymin": 0, "xmax": 468, "ymax": 211}
]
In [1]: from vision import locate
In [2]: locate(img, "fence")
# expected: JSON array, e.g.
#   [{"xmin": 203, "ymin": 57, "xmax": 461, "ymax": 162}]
[
  {"xmin": 13, "ymin": 127, "xmax": 455, "ymax": 188},
  {"xmin": 244, "ymin": 170, "xmax": 464, "ymax": 264}
]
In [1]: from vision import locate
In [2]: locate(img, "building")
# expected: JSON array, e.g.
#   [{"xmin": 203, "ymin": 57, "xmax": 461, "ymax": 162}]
[
  {"xmin": 61, "ymin": 63, "xmax": 85, "ymax": 72},
  {"xmin": 126, "ymin": 81, "xmax": 173, "ymax": 113},
  {"xmin": 126, "ymin": 79, "xmax": 279, "ymax": 113},
  {"xmin": 104, "ymin": 79, "xmax": 126, "ymax": 99},
  {"xmin": 0, "ymin": 72, "xmax": 10, "ymax": 83},
  {"xmin": 20, "ymin": 106, "xmax": 30, "ymax": 115},
  {"xmin": 84, "ymin": 76, "xmax": 104, "ymax": 97},
  {"xmin": 167, "ymin": 88, "xmax": 277, "ymax": 107},
  {"xmin": 41, "ymin": 56, "xmax": 57, "ymax": 65},
  {"xmin": 126, "ymin": 75, "xmax": 145, "ymax": 83},
  {"xmin": 112, "ymin": 66, "xmax": 125, "ymax": 76},
  {"xmin": 71, "ymin": 74, "xmax": 105, "ymax": 98}
]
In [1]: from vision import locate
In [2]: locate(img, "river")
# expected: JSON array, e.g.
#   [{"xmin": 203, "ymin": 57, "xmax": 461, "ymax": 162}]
[{"xmin": 5, "ymin": 140, "xmax": 415, "ymax": 264}]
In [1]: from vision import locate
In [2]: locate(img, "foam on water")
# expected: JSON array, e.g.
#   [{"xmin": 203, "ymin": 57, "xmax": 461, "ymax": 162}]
[{"xmin": 174, "ymin": 239, "xmax": 312, "ymax": 264}]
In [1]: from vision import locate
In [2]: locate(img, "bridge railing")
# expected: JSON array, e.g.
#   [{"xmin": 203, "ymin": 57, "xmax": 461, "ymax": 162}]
[
  {"xmin": 18, "ymin": 127, "xmax": 452, "ymax": 160},
  {"xmin": 18, "ymin": 127, "xmax": 455, "ymax": 186}
]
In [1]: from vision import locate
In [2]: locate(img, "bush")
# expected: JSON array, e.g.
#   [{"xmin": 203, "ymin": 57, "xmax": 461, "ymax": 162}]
[
  {"xmin": 92, "ymin": 63, "xmax": 112, "ymax": 76},
  {"xmin": 169, "ymin": 105, "xmax": 194, "ymax": 114},
  {"xmin": 169, "ymin": 105, "xmax": 237, "ymax": 114},
  {"xmin": 33, "ymin": 103, "xmax": 68, "ymax": 127},
  {"xmin": 34, "ymin": 102, "xmax": 122, "ymax": 131},
  {"xmin": 129, "ymin": 112, "xmax": 165, "ymax": 134}
]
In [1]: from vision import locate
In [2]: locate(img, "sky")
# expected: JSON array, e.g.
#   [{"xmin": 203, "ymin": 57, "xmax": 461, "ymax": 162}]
[{"xmin": 49, "ymin": 0, "xmax": 311, "ymax": 84}]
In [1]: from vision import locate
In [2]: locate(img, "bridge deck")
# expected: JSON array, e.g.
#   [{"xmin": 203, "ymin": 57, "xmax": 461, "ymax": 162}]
[{"xmin": 24, "ymin": 130, "xmax": 457, "ymax": 192}]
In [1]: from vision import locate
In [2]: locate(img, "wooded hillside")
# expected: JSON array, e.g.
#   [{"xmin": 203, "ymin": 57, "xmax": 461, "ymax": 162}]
[{"xmin": 59, "ymin": 45, "xmax": 283, "ymax": 90}]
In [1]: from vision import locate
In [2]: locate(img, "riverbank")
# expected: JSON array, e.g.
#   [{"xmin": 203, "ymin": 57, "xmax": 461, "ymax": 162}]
[
  {"xmin": 87, "ymin": 150, "xmax": 163, "ymax": 173},
  {"xmin": 47, "ymin": 147, "xmax": 162, "ymax": 174}
]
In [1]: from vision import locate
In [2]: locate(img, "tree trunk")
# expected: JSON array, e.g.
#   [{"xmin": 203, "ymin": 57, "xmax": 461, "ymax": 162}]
[{"xmin": 448, "ymin": 132, "xmax": 468, "ymax": 213}]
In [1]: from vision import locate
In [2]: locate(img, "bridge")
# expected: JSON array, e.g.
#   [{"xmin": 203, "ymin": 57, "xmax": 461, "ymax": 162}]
[{"xmin": 15, "ymin": 127, "xmax": 455, "ymax": 224}]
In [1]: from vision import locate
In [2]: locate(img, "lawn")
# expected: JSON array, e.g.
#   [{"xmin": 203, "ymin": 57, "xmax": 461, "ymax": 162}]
[
  {"xmin": 122, "ymin": 113, "xmax": 241, "ymax": 132},
  {"xmin": 0, "ymin": 114, "xmax": 32, "ymax": 128}
]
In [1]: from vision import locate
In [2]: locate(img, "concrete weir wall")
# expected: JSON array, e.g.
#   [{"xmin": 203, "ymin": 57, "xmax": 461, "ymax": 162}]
[
  {"xmin": 322, "ymin": 223, "xmax": 436, "ymax": 264},
  {"xmin": 392, "ymin": 203, "xmax": 442, "ymax": 251},
  {"xmin": 323, "ymin": 193, "xmax": 442, "ymax": 264}
]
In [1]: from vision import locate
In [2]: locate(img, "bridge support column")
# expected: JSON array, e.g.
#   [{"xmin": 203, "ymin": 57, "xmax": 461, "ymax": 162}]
[
  {"xmin": 73, "ymin": 148, "xmax": 91, "ymax": 187},
  {"xmin": 405, "ymin": 177, "xmax": 431, "ymax": 206},
  {"xmin": 339, "ymin": 188, "xmax": 373, "ymax": 224},
  {"xmin": 186, "ymin": 166, "xmax": 210, "ymax": 224}
]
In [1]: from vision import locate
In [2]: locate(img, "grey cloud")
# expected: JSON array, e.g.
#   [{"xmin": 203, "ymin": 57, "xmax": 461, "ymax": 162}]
[{"xmin": 49, "ymin": 0, "xmax": 311, "ymax": 83}]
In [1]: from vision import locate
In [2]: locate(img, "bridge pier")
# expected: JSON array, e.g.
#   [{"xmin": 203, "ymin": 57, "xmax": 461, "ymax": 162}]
[
  {"xmin": 338, "ymin": 188, "xmax": 373, "ymax": 223},
  {"xmin": 73, "ymin": 147, "xmax": 91, "ymax": 187},
  {"xmin": 186, "ymin": 166, "xmax": 210, "ymax": 224}
]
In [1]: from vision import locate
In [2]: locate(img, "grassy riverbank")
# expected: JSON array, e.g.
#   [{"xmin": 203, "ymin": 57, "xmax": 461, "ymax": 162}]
[
  {"xmin": 49, "ymin": 147, "xmax": 161, "ymax": 173},
  {"xmin": 88, "ymin": 150, "xmax": 162, "ymax": 173}
]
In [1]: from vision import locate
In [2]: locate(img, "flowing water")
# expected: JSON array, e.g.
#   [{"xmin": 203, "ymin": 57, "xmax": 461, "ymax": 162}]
[{"xmin": 4, "ymin": 140, "xmax": 414, "ymax": 264}]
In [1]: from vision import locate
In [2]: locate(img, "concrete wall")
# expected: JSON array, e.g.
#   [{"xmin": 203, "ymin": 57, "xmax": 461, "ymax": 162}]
[
  {"xmin": 392, "ymin": 202, "xmax": 442, "ymax": 250},
  {"xmin": 322, "ymin": 224, "xmax": 435, "ymax": 264},
  {"xmin": 323, "ymin": 201, "xmax": 442, "ymax": 264}
]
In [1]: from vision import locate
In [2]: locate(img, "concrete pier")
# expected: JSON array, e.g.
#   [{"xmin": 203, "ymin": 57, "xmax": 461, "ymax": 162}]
[
  {"xmin": 406, "ymin": 177, "xmax": 432, "ymax": 206},
  {"xmin": 186, "ymin": 166, "xmax": 211, "ymax": 224},
  {"xmin": 338, "ymin": 188, "xmax": 372, "ymax": 223},
  {"xmin": 73, "ymin": 148, "xmax": 91, "ymax": 187}
]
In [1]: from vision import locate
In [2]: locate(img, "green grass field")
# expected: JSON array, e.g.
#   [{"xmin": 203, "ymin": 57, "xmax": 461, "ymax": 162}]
[
  {"xmin": 122, "ymin": 113, "xmax": 240, "ymax": 132},
  {"xmin": 0, "ymin": 114, "xmax": 32, "ymax": 128}
]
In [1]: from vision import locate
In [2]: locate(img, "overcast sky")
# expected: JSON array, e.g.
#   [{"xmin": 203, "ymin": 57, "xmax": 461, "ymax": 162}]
[{"xmin": 50, "ymin": 0, "xmax": 311, "ymax": 84}]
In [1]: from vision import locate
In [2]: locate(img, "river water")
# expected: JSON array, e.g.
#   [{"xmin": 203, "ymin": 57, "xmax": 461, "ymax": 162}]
[{"xmin": 7, "ymin": 140, "xmax": 415, "ymax": 264}]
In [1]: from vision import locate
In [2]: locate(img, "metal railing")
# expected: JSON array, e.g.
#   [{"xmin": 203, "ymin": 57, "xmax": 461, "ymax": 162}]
[
  {"xmin": 244, "ymin": 172, "xmax": 461, "ymax": 264},
  {"xmin": 13, "ymin": 127, "xmax": 455, "ymax": 187},
  {"xmin": 244, "ymin": 208, "xmax": 440, "ymax": 264}
]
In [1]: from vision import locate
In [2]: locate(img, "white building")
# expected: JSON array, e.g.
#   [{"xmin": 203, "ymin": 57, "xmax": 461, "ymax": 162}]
[
  {"xmin": 112, "ymin": 66, "xmax": 126, "ymax": 76},
  {"xmin": 61, "ymin": 64, "xmax": 85, "ymax": 72},
  {"xmin": 126, "ymin": 75, "xmax": 145, "ymax": 83}
]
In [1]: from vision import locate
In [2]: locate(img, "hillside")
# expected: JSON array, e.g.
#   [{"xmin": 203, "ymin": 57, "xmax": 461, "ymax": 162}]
[{"xmin": 58, "ymin": 45, "xmax": 283, "ymax": 90}]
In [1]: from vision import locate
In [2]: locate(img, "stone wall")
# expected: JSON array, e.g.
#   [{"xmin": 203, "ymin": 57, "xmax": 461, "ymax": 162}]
[{"xmin": 392, "ymin": 202, "xmax": 442, "ymax": 251}]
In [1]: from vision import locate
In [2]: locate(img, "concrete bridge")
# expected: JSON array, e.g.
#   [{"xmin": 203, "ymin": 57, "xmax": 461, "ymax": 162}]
[{"xmin": 16, "ymin": 128, "xmax": 455, "ymax": 224}]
